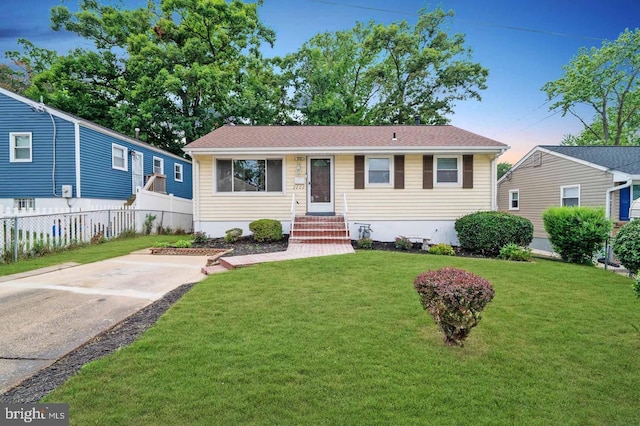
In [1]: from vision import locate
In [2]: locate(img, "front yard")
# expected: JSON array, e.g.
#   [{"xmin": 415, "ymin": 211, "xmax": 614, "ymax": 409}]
[{"xmin": 37, "ymin": 250, "xmax": 640, "ymax": 425}]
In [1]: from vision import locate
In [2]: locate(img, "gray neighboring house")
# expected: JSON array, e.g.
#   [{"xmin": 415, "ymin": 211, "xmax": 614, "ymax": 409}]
[{"xmin": 497, "ymin": 145, "xmax": 640, "ymax": 251}]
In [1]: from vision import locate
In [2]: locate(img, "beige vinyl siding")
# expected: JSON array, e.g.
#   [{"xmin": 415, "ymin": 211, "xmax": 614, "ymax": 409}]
[
  {"xmin": 197, "ymin": 153, "xmax": 494, "ymax": 221},
  {"xmin": 196, "ymin": 155, "xmax": 306, "ymax": 221},
  {"xmin": 335, "ymin": 154, "xmax": 493, "ymax": 220},
  {"xmin": 497, "ymin": 151, "xmax": 614, "ymax": 239}
]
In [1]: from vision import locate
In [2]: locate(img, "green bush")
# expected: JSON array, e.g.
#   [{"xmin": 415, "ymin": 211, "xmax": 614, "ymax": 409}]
[
  {"xmin": 612, "ymin": 220, "xmax": 640, "ymax": 275},
  {"xmin": 356, "ymin": 237, "xmax": 373, "ymax": 249},
  {"xmin": 224, "ymin": 228, "xmax": 243, "ymax": 243},
  {"xmin": 414, "ymin": 267, "xmax": 495, "ymax": 346},
  {"xmin": 144, "ymin": 214, "xmax": 156, "ymax": 235},
  {"xmin": 174, "ymin": 239, "xmax": 192, "ymax": 248},
  {"xmin": 498, "ymin": 243, "xmax": 532, "ymax": 261},
  {"xmin": 455, "ymin": 211, "xmax": 533, "ymax": 256},
  {"xmin": 428, "ymin": 243, "xmax": 455, "ymax": 256},
  {"xmin": 395, "ymin": 236, "xmax": 413, "ymax": 250},
  {"xmin": 543, "ymin": 206, "xmax": 611, "ymax": 265},
  {"xmin": 192, "ymin": 231, "xmax": 208, "ymax": 244},
  {"xmin": 632, "ymin": 276, "xmax": 640, "ymax": 299},
  {"xmin": 249, "ymin": 219, "xmax": 283, "ymax": 242}
]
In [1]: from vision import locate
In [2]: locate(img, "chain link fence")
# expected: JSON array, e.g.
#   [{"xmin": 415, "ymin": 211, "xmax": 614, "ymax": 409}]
[{"xmin": 0, "ymin": 208, "xmax": 193, "ymax": 263}]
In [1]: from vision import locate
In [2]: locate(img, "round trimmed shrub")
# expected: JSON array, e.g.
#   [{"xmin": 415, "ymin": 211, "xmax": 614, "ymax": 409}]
[
  {"xmin": 414, "ymin": 267, "xmax": 495, "ymax": 346},
  {"xmin": 249, "ymin": 219, "xmax": 283, "ymax": 242},
  {"xmin": 454, "ymin": 211, "xmax": 533, "ymax": 256},
  {"xmin": 612, "ymin": 219, "xmax": 640, "ymax": 275},
  {"xmin": 224, "ymin": 228, "xmax": 243, "ymax": 243},
  {"xmin": 543, "ymin": 206, "xmax": 611, "ymax": 265}
]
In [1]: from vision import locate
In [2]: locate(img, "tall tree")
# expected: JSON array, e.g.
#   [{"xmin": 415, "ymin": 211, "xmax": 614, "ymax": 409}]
[
  {"xmin": 10, "ymin": 0, "xmax": 278, "ymax": 155},
  {"xmin": 497, "ymin": 162, "xmax": 512, "ymax": 180},
  {"xmin": 543, "ymin": 28, "xmax": 640, "ymax": 146},
  {"xmin": 279, "ymin": 8, "xmax": 488, "ymax": 125}
]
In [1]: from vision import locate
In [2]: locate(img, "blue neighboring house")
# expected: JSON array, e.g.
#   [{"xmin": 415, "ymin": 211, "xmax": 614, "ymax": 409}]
[{"xmin": 0, "ymin": 87, "xmax": 192, "ymax": 211}]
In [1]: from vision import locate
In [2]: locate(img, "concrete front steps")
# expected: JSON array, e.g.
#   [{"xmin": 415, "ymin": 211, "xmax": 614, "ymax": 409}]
[{"xmin": 289, "ymin": 215, "xmax": 351, "ymax": 244}]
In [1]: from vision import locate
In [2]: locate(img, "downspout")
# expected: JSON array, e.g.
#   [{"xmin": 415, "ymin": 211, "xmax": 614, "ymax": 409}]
[
  {"xmin": 46, "ymin": 108, "xmax": 59, "ymax": 197},
  {"xmin": 605, "ymin": 179, "xmax": 632, "ymax": 220},
  {"xmin": 491, "ymin": 149, "xmax": 506, "ymax": 211}
]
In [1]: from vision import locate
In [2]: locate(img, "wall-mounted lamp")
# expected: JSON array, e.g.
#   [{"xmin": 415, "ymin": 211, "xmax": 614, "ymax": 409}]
[
  {"xmin": 295, "ymin": 156, "xmax": 304, "ymax": 175},
  {"xmin": 129, "ymin": 148, "xmax": 137, "ymax": 156}
]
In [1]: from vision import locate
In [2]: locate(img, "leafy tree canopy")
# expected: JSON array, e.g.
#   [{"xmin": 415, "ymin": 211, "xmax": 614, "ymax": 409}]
[
  {"xmin": 3, "ymin": 2, "xmax": 488, "ymax": 154},
  {"xmin": 5, "ymin": 0, "xmax": 279, "ymax": 156},
  {"xmin": 543, "ymin": 28, "xmax": 640, "ymax": 146},
  {"xmin": 278, "ymin": 8, "xmax": 488, "ymax": 125},
  {"xmin": 497, "ymin": 162, "xmax": 512, "ymax": 179}
]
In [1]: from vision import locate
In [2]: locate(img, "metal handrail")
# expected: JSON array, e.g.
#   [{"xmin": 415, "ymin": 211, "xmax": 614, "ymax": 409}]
[
  {"xmin": 290, "ymin": 193, "xmax": 297, "ymax": 234},
  {"xmin": 342, "ymin": 193, "xmax": 349, "ymax": 234}
]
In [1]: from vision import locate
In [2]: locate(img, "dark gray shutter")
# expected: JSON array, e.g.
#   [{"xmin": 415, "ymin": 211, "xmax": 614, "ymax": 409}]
[
  {"xmin": 423, "ymin": 155, "xmax": 433, "ymax": 189},
  {"xmin": 394, "ymin": 155, "xmax": 404, "ymax": 189},
  {"xmin": 354, "ymin": 155, "xmax": 365, "ymax": 189},
  {"xmin": 463, "ymin": 155, "xmax": 473, "ymax": 189}
]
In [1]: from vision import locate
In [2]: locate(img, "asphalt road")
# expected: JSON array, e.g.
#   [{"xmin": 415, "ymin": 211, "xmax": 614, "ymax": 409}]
[{"xmin": 0, "ymin": 251, "xmax": 209, "ymax": 394}]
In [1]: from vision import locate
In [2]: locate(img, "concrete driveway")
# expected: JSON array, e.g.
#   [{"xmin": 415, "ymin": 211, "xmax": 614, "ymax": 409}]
[{"xmin": 0, "ymin": 251, "xmax": 209, "ymax": 393}]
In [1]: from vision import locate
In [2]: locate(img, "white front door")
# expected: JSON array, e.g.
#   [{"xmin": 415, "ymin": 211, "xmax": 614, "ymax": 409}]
[
  {"xmin": 132, "ymin": 152, "xmax": 144, "ymax": 193},
  {"xmin": 307, "ymin": 157, "xmax": 334, "ymax": 214}
]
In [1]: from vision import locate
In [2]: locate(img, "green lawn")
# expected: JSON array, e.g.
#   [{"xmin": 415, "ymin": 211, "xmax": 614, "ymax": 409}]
[{"xmin": 41, "ymin": 251, "xmax": 639, "ymax": 425}]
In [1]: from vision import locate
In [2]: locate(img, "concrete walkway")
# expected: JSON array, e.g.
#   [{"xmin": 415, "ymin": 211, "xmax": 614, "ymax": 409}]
[
  {"xmin": 204, "ymin": 243, "xmax": 355, "ymax": 274},
  {"xmin": 0, "ymin": 252, "xmax": 209, "ymax": 394}
]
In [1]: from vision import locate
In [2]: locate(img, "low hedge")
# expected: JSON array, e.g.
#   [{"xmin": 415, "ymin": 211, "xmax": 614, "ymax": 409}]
[{"xmin": 454, "ymin": 211, "xmax": 533, "ymax": 256}]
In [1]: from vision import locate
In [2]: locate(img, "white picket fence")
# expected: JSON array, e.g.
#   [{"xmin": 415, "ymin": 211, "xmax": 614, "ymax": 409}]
[{"xmin": 0, "ymin": 206, "xmax": 193, "ymax": 262}]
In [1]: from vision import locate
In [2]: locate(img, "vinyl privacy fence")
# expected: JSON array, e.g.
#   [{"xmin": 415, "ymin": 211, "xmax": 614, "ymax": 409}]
[{"xmin": 0, "ymin": 207, "xmax": 193, "ymax": 263}]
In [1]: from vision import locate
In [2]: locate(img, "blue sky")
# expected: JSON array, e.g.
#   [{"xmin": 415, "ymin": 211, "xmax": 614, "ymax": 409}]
[{"xmin": 1, "ymin": 0, "xmax": 638, "ymax": 163}]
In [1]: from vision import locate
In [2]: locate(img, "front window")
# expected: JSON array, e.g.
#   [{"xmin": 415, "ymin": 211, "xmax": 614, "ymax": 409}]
[
  {"xmin": 174, "ymin": 163, "xmax": 183, "ymax": 182},
  {"xmin": 14, "ymin": 198, "xmax": 35, "ymax": 210},
  {"xmin": 112, "ymin": 144, "xmax": 127, "ymax": 171},
  {"xmin": 366, "ymin": 156, "xmax": 392, "ymax": 186},
  {"xmin": 561, "ymin": 185, "xmax": 580, "ymax": 207},
  {"xmin": 435, "ymin": 156, "xmax": 460, "ymax": 184},
  {"xmin": 509, "ymin": 190, "xmax": 520, "ymax": 210},
  {"xmin": 216, "ymin": 159, "xmax": 283, "ymax": 193},
  {"xmin": 10, "ymin": 132, "xmax": 32, "ymax": 162},
  {"xmin": 153, "ymin": 157, "xmax": 164, "ymax": 175}
]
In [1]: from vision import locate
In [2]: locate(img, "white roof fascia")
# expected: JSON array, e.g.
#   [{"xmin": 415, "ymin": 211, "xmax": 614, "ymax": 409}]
[
  {"xmin": 183, "ymin": 146, "xmax": 508, "ymax": 156},
  {"xmin": 0, "ymin": 87, "xmax": 80, "ymax": 123},
  {"xmin": 497, "ymin": 145, "xmax": 613, "ymax": 185},
  {"xmin": 0, "ymin": 87, "xmax": 190, "ymax": 164},
  {"xmin": 79, "ymin": 121, "xmax": 191, "ymax": 163}
]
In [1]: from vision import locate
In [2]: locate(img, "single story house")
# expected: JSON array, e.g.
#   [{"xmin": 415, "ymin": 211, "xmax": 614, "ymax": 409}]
[
  {"xmin": 497, "ymin": 145, "xmax": 640, "ymax": 251},
  {"xmin": 183, "ymin": 125, "xmax": 509, "ymax": 244},
  {"xmin": 0, "ymin": 87, "xmax": 192, "ymax": 211}
]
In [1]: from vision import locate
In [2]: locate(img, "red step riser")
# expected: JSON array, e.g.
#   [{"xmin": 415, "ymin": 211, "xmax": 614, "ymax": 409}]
[
  {"xmin": 294, "ymin": 216, "xmax": 345, "ymax": 223},
  {"xmin": 293, "ymin": 223, "xmax": 346, "ymax": 230},
  {"xmin": 291, "ymin": 230, "xmax": 350, "ymax": 238},
  {"xmin": 289, "ymin": 238, "xmax": 352, "ymax": 244}
]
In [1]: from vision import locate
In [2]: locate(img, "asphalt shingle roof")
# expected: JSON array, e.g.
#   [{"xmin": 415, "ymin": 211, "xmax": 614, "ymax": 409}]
[
  {"xmin": 184, "ymin": 125, "xmax": 508, "ymax": 150},
  {"xmin": 541, "ymin": 145, "xmax": 640, "ymax": 175}
]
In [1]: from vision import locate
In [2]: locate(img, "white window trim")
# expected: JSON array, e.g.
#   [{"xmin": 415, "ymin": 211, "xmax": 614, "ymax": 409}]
[
  {"xmin": 213, "ymin": 156, "xmax": 286, "ymax": 195},
  {"xmin": 153, "ymin": 156, "xmax": 165, "ymax": 175},
  {"xmin": 560, "ymin": 184, "xmax": 580, "ymax": 206},
  {"xmin": 174, "ymin": 163, "xmax": 184, "ymax": 182},
  {"xmin": 509, "ymin": 189, "xmax": 520, "ymax": 211},
  {"xmin": 10, "ymin": 132, "xmax": 32, "ymax": 163},
  {"xmin": 434, "ymin": 155, "xmax": 462, "ymax": 187},
  {"xmin": 365, "ymin": 155, "xmax": 394, "ymax": 187},
  {"xmin": 112, "ymin": 143, "xmax": 128, "ymax": 171}
]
